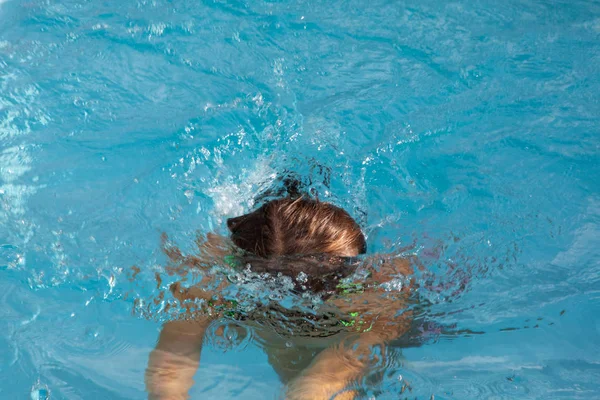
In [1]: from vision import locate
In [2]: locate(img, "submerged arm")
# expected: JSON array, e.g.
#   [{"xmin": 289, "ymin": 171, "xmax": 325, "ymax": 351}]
[
  {"xmin": 146, "ymin": 233, "xmax": 231, "ymax": 400},
  {"xmin": 145, "ymin": 319, "xmax": 211, "ymax": 400},
  {"xmin": 286, "ymin": 257, "xmax": 415, "ymax": 399},
  {"xmin": 340, "ymin": 255, "xmax": 414, "ymax": 341}
]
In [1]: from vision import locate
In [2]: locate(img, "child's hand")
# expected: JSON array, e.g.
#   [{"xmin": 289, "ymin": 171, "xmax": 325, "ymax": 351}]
[
  {"xmin": 196, "ymin": 232, "xmax": 229, "ymax": 260},
  {"xmin": 370, "ymin": 256, "xmax": 413, "ymax": 284}
]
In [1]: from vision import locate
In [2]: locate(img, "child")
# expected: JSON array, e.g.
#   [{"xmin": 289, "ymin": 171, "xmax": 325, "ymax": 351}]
[{"xmin": 145, "ymin": 196, "xmax": 413, "ymax": 400}]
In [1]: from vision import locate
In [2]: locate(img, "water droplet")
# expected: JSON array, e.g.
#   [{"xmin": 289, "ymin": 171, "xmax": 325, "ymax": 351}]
[
  {"xmin": 296, "ymin": 271, "xmax": 308, "ymax": 283},
  {"xmin": 104, "ymin": 274, "xmax": 115, "ymax": 299},
  {"xmin": 30, "ymin": 384, "xmax": 49, "ymax": 400},
  {"xmin": 85, "ymin": 326, "xmax": 101, "ymax": 340}
]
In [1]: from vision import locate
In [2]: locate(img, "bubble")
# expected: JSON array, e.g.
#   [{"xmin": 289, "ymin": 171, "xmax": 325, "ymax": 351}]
[
  {"xmin": 227, "ymin": 273, "xmax": 241, "ymax": 283},
  {"xmin": 296, "ymin": 271, "xmax": 308, "ymax": 283},
  {"xmin": 380, "ymin": 278, "xmax": 404, "ymax": 292}
]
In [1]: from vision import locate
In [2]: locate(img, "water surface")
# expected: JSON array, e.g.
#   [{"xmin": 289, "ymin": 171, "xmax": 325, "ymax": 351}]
[{"xmin": 1, "ymin": 0, "xmax": 599, "ymax": 398}]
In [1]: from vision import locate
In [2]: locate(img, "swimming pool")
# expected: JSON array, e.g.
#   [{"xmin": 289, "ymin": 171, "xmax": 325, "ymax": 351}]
[{"xmin": 1, "ymin": 0, "xmax": 599, "ymax": 398}]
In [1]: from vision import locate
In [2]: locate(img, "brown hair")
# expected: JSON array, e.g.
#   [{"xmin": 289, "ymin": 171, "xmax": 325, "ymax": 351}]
[{"xmin": 227, "ymin": 197, "xmax": 366, "ymax": 258}]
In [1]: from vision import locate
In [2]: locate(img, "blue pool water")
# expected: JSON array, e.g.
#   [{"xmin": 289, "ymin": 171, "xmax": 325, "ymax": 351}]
[{"xmin": 1, "ymin": 0, "xmax": 599, "ymax": 398}]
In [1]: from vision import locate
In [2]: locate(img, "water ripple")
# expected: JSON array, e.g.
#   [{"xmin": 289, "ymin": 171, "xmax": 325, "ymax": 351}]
[{"xmin": 1, "ymin": 0, "xmax": 599, "ymax": 397}]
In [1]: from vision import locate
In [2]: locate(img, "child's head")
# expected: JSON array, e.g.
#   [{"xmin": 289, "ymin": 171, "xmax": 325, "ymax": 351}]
[{"xmin": 227, "ymin": 197, "xmax": 366, "ymax": 258}]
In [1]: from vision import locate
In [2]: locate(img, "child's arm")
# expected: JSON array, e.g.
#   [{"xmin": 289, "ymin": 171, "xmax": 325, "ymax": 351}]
[
  {"xmin": 145, "ymin": 233, "xmax": 230, "ymax": 399},
  {"xmin": 285, "ymin": 316, "xmax": 411, "ymax": 400},
  {"xmin": 367, "ymin": 254, "xmax": 415, "ymax": 281},
  {"xmin": 336, "ymin": 256, "xmax": 415, "ymax": 342},
  {"xmin": 145, "ymin": 318, "xmax": 211, "ymax": 400},
  {"xmin": 285, "ymin": 257, "xmax": 414, "ymax": 399},
  {"xmin": 285, "ymin": 341, "xmax": 366, "ymax": 400}
]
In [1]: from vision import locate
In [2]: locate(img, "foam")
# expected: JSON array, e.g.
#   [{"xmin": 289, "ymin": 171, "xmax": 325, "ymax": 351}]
[{"xmin": 207, "ymin": 158, "xmax": 277, "ymax": 220}]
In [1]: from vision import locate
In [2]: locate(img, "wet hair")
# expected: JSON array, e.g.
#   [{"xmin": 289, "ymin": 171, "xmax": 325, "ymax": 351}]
[
  {"xmin": 226, "ymin": 197, "xmax": 366, "ymax": 295},
  {"xmin": 227, "ymin": 197, "xmax": 367, "ymax": 258}
]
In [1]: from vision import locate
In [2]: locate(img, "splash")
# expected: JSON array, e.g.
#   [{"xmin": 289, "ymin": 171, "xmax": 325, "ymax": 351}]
[
  {"xmin": 206, "ymin": 158, "xmax": 278, "ymax": 219},
  {"xmin": 128, "ymin": 227, "xmax": 483, "ymax": 349}
]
